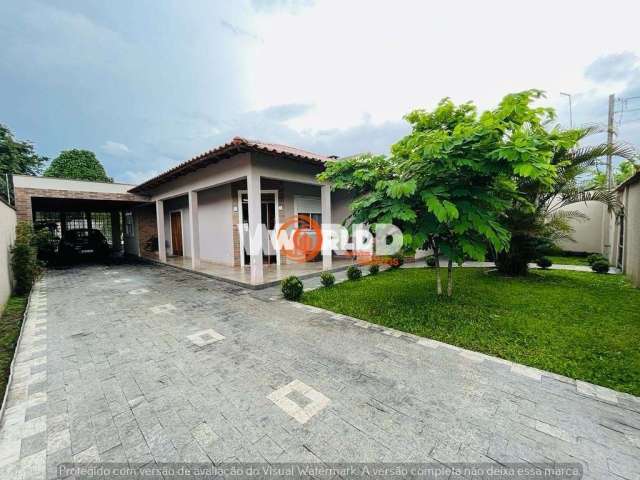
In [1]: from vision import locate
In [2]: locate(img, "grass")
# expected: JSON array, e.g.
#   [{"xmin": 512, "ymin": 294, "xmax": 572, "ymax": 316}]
[
  {"xmin": 302, "ymin": 268, "xmax": 640, "ymax": 396},
  {"xmin": 547, "ymin": 255, "xmax": 590, "ymax": 266},
  {"xmin": 0, "ymin": 296, "xmax": 28, "ymax": 403}
]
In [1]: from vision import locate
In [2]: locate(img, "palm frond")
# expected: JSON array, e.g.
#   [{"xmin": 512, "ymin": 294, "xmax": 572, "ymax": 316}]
[
  {"xmin": 560, "ymin": 143, "xmax": 636, "ymax": 169},
  {"xmin": 556, "ymin": 188, "xmax": 622, "ymax": 211}
]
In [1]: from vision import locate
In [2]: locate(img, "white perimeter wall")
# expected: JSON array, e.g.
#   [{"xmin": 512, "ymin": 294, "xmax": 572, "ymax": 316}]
[
  {"xmin": 0, "ymin": 201, "xmax": 16, "ymax": 312},
  {"xmin": 198, "ymin": 184, "xmax": 234, "ymax": 265},
  {"xmin": 556, "ymin": 201, "xmax": 606, "ymax": 254}
]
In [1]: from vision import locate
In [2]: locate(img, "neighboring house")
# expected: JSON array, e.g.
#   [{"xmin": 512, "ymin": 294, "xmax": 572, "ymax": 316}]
[
  {"xmin": 13, "ymin": 137, "xmax": 356, "ymax": 288},
  {"xmin": 609, "ymin": 171, "xmax": 640, "ymax": 286}
]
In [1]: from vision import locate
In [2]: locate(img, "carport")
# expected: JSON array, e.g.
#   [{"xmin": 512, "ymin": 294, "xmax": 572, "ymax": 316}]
[{"xmin": 12, "ymin": 174, "xmax": 149, "ymax": 253}]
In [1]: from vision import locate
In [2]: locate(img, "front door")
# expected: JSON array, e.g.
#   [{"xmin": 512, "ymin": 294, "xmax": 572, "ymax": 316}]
[
  {"xmin": 241, "ymin": 193, "xmax": 276, "ymax": 265},
  {"xmin": 170, "ymin": 211, "xmax": 183, "ymax": 256}
]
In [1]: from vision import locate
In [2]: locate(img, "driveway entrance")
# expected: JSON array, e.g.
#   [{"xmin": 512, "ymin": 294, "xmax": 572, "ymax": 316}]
[{"xmin": 0, "ymin": 264, "xmax": 638, "ymax": 479}]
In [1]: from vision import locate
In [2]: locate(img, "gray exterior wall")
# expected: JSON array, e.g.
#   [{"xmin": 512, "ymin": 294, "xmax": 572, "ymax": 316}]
[
  {"xmin": 198, "ymin": 184, "xmax": 234, "ymax": 265},
  {"xmin": 556, "ymin": 201, "xmax": 607, "ymax": 254}
]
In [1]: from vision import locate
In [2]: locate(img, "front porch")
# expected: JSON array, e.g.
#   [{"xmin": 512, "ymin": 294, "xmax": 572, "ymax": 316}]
[{"xmin": 163, "ymin": 255, "xmax": 356, "ymax": 289}]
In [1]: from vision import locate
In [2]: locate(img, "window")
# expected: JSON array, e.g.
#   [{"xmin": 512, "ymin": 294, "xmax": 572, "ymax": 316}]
[{"xmin": 297, "ymin": 213, "xmax": 321, "ymax": 229}]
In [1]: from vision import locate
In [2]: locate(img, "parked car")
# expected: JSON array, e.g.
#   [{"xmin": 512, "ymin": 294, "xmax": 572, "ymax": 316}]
[{"xmin": 58, "ymin": 228, "xmax": 110, "ymax": 260}]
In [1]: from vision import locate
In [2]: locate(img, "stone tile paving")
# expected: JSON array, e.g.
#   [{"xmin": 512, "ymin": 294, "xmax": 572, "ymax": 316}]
[{"xmin": 0, "ymin": 263, "xmax": 639, "ymax": 479}]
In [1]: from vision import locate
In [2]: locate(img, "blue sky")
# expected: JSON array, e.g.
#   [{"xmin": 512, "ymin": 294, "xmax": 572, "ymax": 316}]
[{"xmin": 1, "ymin": 0, "xmax": 639, "ymax": 184}]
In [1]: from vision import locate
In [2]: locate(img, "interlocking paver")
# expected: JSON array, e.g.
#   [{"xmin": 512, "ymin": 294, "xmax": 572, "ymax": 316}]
[{"xmin": 0, "ymin": 263, "xmax": 637, "ymax": 478}]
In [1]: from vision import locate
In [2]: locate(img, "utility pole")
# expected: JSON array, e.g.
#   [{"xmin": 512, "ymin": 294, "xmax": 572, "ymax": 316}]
[
  {"xmin": 560, "ymin": 92, "xmax": 573, "ymax": 128},
  {"xmin": 606, "ymin": 93, "xmax": 615, "ymax": 190}
]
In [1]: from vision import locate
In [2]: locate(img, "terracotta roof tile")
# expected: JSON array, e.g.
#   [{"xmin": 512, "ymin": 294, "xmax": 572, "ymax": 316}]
[{"xmin": 130, "ymin": 136, "xmax": 331, "ymax": 193}]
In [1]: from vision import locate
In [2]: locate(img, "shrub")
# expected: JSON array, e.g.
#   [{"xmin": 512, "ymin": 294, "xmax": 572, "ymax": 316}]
[
  {"xmin": 368, "ymin": 264, "xmax": 380, "ymax": 275},
  {"xmin": 281, "ymin": 276, "xmax": 303, "ymax": 300},
  {"xmin": 591, "ymin": 259, "xmax": 610, "ymax": 274},
  {"xmin": 388, "ymin": 253, "xmax": 404, "ymax": 269},
  {"xmin": 346, "ymin": 265, "xmax": 362, "ymax": 280},
  {"xmin": 11, "ymin": 222, "xmax": 40, "ymax": 295},
  {"xmin": 587, "ymin": 253, "xmax": 607, "ymax": 266},
  {"xmin": 537, "ymin": 257, "xmax": 552, "ymax": 269},
  {"xmin": 425, "ymin": 255, "xmax": 437, "ymax": 267},
  {"xmin": 320, "ymin": 272, "xmax": 335, "ymax": 287}
]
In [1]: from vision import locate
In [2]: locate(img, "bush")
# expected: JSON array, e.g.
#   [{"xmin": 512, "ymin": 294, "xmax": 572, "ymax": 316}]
[
  {"xmin": 346, "ymin": 265, "xmax": 362, "ymax": 280},
  {"xmin": 591, "ymin": 259, "xmax": 610, "ymax": 274},
  {"xmin": 388, "ymin": 253, "xmax": 404, "ymax": 269},
  {"xmin": 587, "ymin": 253, "xmax": 607, "ymax": 266},
  {"xmin": 425, "ymin": 255, "xmax": 437, "ymax": 267},
  {"xmin": 537, "ymin": 257, "xmax": 552, "ymax": 269},
  {"xmin": 368, "ymin": 264, "xmax": 380, "ymax": 275},
  {"xmin": 320, "ymin": 272, "xmax": 335, "ymax": 287},
  {"xmin": 281, "ymin": 276, "xmax": 303, "ymax": 300},
  {"xmin": 10, "ymin": 222, "xmax": 40, "ymax": 295}
]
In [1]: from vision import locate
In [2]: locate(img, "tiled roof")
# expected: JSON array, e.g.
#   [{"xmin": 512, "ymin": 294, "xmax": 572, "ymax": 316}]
[{"xmin": 130, "ymin": 137, "xmax": 331, "ymax": 193}]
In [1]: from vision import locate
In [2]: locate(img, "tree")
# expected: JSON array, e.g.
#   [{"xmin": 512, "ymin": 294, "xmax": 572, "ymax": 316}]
[
  {"xmin": 495, "ymin": 126, "xmax": 634, "ymax": 275},
  {"xmin": 320, "ymin": 90, "xmax": 564, "ymax": 296},
  {"xmin": 44, "ymin": 149, "xmax": 113, "ymax": 182},
  {"xmin": 590, "ymin": 157, "xmax": 639, "ymax": 188},
  {"xmin": 0, "ymin": 124, "xmax": 47, "ymax": 176}
]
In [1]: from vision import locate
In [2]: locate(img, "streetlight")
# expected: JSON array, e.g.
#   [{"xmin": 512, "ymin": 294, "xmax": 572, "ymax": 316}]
[{"xmin": 560, "ymin": 92, "xmax": 573, "ymax": 128}]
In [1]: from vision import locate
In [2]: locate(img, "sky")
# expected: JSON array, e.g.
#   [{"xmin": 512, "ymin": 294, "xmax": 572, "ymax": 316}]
[{"xmin": 1, "ymin": 0, "xmax": 639, "ymax": 184}]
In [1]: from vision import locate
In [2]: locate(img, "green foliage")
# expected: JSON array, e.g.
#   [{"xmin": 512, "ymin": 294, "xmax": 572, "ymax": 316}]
[
  {"xmin": 281, "ymin": 276, "xmax": 303, "ymax": 300},
  {"xmin": 0, "ymin": 295, "xmax": 28, "ymax": 402},
  {"xmin": 0, "ymin": 124, "xmax": 46, "ymax": 177},
  {"xmin": 425, "ymin": 255, "xmax": 437, "ymax": 267},
  {"xmin": 537, "ymin": 257, "xmax": 552, "ymax": 269},
  {"xmin": 587, "ymin": 253, "xmax": 607, "ymax": 266},
  {"xmin": 10, "ymin": 222, "xmax": 40, "ymax": 295},
  {"xmin": 590, "ymin": 158, "xmax": 639, "ymax": 188},
  {"xmin": 320, "ymin": 90, "xmax": 564, "ymax": 294},
  {"xmin": 44, "ymin": 149, "xmax": 113, "ymax": 182},
  {"xmin": 302, "ymin": 268, "xmax": 640, "ymax": 395},
  {"xmin": 346, "ymin": 265, "xmax": 362, "ymax": 280},
  {"xmin": 591, "ymin": 259, "xmax": 610, "ymax": 274},
  {"xmin": 368, "ymin": 264, "xmax": 380, "ymax": 275},
  {"xmin": 320, "ymin": 272, "xmax": 335, "ymax": 287},
  {"xmin": 498, "ymin": 125, "xmax": 634, "ymax": 276}
]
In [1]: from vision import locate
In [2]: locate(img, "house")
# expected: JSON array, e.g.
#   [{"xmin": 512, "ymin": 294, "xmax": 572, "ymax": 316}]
[
  {"xmin": 557, "ymin": 171, "xmax": 640, "ymax": 287},
  {"xmin": 13, "ymin": 137, "xmax": 356, "ymax": 288}
]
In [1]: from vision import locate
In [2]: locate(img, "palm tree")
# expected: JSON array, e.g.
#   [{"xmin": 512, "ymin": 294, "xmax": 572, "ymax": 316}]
[{"xmin": 496, "ymin": 125, "xmax": 635, "ymax": 275}]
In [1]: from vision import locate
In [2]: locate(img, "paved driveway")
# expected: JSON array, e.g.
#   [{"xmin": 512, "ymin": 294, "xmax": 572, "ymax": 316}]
[{"xmin": 1, "ymin": 263, "xmax": 639, "ymax": 479}]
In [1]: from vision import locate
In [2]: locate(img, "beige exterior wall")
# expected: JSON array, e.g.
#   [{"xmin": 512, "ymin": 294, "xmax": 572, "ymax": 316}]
[
  {"xmin": 0, "ymin": 201, "xmax": 17, "ymax": 312},
  {"xmin": 611, "ymin": 181, "xmax": 640, "ymax": 287},
  {"xmin": 13, "ymin": 175, "xmax": 135, "ymax": 194},
  {"xmin": 556, "ymin": 201, "xmax": 606, "ymax": 254}
]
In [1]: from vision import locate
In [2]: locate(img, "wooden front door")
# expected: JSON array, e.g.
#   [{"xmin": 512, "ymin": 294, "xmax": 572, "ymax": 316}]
[{"xmin": 170, "ymin": 211, "xmax": 183, "ymax": 256}]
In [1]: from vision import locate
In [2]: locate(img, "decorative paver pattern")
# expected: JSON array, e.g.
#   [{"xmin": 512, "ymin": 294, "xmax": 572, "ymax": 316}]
[{"xmin": 0, "ymin": 263, "xmax": 639, "ymax": 479}]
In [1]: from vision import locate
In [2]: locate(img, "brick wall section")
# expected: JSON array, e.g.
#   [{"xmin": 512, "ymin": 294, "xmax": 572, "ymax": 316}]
[
  {"xmin": 14, "ymin": 187, "xmax": 148, "ymax": 221},
  {"xmin": 135, "ymin": 204, "xmax": 158, "ymax": 258}
]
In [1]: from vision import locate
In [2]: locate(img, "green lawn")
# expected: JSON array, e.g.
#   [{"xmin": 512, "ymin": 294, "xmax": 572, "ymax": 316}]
[
  {"xmin": 0, "ymin": 296, "xmax": 27, "ymax": 402},
  {"xmin": 547, "ymin": 255, "xmax": 590, "ymax": 266},
  {"xmin": 302, "ymin": 268, "xmax": 640, "ymax": 396}
]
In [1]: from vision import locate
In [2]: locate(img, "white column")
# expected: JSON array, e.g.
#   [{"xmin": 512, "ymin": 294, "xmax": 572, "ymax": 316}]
[
  {"xmin": 155, "ymin": 199, "xmax": 166, "ymax": 262},
  {"xmin": 188, "ymin": 190, "xmax": 200, "ymax": 270},
  {"xmin": 321, "ymin": 184, "xmax": 332, "ymax": 271},
  {"xmin": 247, "ymin": 171, "xmax": 264, "ymax": 284}
]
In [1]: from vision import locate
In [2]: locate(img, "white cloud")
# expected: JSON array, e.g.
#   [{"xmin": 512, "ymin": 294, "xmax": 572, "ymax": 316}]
[{"xmin": 101, "ymin": 141, "xmax": 130, "ymax": 156}]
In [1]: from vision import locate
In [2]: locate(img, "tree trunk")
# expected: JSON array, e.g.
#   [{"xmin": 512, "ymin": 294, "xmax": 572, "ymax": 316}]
[
  {"xmin": 447, "ymin": 258, "xmax": 453, "ymax": 297},
  {"xmin": 433, "ymin": 245, "xmax": 442, "ymax": 295}
]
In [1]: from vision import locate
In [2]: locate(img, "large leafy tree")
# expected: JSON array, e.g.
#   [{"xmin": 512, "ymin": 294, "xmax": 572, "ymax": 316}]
[
  {"xmin": 0, "ymin": 124, "xmax": 47, "ymax": 176},
  {"xmin": 495, "ymin": 126, "xmax": 635, "ymax": 275},
  {"xmin": 320, "ymin": 90, "xmax": 569, "ymax": 296},
  {"xmin": 44, "ymin": 149, "xmax": 113, "ymax": 182}
]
